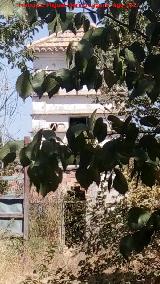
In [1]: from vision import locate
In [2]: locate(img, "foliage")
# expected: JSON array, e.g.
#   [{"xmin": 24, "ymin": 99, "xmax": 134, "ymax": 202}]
[
  {"xmin": 21, "ymin": 180, "xmax": 160, "ymax": 283},
  {"xmin": 0, "ymin": 0, "xmax": 160, "ymax": 256}
]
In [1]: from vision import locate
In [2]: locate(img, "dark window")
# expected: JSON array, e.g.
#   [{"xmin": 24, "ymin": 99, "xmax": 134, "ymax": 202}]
[{"xmin": 69, "ymin": 116, "xmax": 88, "ymax": 127}]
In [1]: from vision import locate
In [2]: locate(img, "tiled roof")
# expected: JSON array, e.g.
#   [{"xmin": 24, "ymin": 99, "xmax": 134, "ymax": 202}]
[{"xmin": 28, "ymin": 28, "xmax": 84, "ymax": 52}]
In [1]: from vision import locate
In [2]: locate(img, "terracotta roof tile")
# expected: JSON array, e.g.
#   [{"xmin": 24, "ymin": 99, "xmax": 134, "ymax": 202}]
[{"xmin": 28, "ymin": 28, "xmax": 84, "ymax": 52}]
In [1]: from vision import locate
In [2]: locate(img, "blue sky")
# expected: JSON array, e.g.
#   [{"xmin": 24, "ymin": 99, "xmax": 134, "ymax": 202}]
[
  {"xmin": 0, "ymin": 3, "xmax": 94, "ymax": 141},
  {"xmin": 0, "ymin": 25, "xmax": 48, "ymax": 141}
]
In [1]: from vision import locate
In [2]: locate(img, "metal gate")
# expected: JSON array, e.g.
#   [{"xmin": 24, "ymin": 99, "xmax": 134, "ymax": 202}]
[{"xmin": 0, "ymin": 137, "xmax": 30, "ymax": 239}]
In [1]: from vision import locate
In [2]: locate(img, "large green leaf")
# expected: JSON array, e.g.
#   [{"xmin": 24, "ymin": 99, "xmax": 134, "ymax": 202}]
[
  {"xmin": 108, "ymin": 115, "xmax": 124, "ymax": 134},
  {"xmin": 120, "ymin": 228, "xmax": 154, "ymax": 259},
  {"xmin": 127, "ymin": 207, "xmax": 151, "ymax": 230},
  {"xmin": 56, "ymin": 68, "xmax": 76, "ymax": 92},
  {"xmin": 88, "ymin": 109, "xmax": 97, "ymax": 133},
  {"xmin": 131, "ymin": 79, "xmax": 154, "ymax": 99},
  {"xmin": 42, "ymin": 75, "xmax": 60, "ymax": 98},
  {"xmin": 60, "ymin": 12, "xmax": 75, "ymax": 33},
  {"xmin": 128, "ymin": 42, "xmax": 146, "ymax": 62},
  {"xmin": 104, "ymin": 68, "xmax": 117, "ymax": 89},
  {"xmin": 141, "ymin": 162, "xmax": 156, "ymax": 187},
  {"xmin": 147, "ymin": 209, "xmax": 160, "ymax": 231},
  {"xmin": 93, "ymin": 118, "xmax": 107, "ymax": 143},
  {"xmin": 125, "ymin": 48, "xmax": 136, "ymax": 69},
  {"xmin": 113, "ymin": 168, "xmax": 128, "ymax": 194},
  {"xmin": 16, "ymin": 71, "xmax": 33, "ymax": 100},
  {"xmin": 91, "ymin": 27, "xmax": 110, "ymax": 51},
  {"xmin": 2, "ymin": 152, "xmax": 16, "ymax": 168},
  {"xmin": 128, "ymin": 8, "xmax": 138, "ymax": 32},
  {"xmin": 139, "ymin": 135, "xmax": 159, "ymax": 161},
  {"xmin": 20, "ymin": 130, "xmax": 43, "ymax": 166},
  {"xmin": 144, "ymin": 54, "xmax": 160, "ymax": 77},
  {"xmin": 140, "ymin": 115, "xmax": 159, "ymax": 127},
  {"xmin": 149, "ymin": 0, "xmax": 160, "ymax": 12},
  {"xmin": 113, "ymin": 50, "xmax": 124, "ymax": 80},
  {"xmin": 37, "ymin": 0, "xmax": 56, "ymax": 23},
  {"xmin": 66, "ymin": 123, "xmax": 88, "ymax": 154},
  {"xmin": 74, "ymin": 12, "xmax": 83, "ymax": 29},
  {"xmin": 76, "ymin": 166, "xmax": 100, "ymax": 189},
  {"xmin": 83, "ymin": 17, "xmax": 90, "ymax": 33}
]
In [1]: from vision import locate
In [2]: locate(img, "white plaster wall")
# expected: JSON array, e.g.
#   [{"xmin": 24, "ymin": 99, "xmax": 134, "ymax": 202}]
[{"xmin": 33, "ymin": 52, "xmax": 66, "ymax": 70}]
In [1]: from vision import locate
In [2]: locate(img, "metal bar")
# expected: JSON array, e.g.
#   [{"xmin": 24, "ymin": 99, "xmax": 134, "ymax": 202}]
[
  {"xmin": 23, "ymin": 136, "xmax": 30, "ymax": 240},
  {"xmin": 0, "ymin": 195, "xmax": 24, "ymax": 200},
  {"xmin": 0, "ymin": 175, "xmax": 23, "ymax": 181},
  {"xmin": 0, "ymin": 213, "xmax": 23, "ymax": 219}
]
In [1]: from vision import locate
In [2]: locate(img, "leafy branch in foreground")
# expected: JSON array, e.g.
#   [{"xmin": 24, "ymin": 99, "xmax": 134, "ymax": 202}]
[{"xmin": 0, "ymin": 0, "xmax": 160, "ymax": 257}]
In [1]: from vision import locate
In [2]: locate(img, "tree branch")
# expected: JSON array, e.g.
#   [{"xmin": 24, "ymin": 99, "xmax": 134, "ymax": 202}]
[{"xmin": 83, "ymin": 6, "xmax": 148, "ymax": 40}]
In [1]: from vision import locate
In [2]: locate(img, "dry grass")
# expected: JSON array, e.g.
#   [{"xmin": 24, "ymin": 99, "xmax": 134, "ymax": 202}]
[{"xmin": 0, "ymin": 179, "xmax": 160, "ymax": 284}]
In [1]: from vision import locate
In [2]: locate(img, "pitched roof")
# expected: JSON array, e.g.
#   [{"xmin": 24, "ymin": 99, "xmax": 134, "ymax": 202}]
[{"xmin": 28, "ymin": 28, "xmax": 84, "ymax": 52}]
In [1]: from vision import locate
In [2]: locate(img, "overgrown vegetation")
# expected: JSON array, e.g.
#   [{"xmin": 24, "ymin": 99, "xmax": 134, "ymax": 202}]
[{"xmin": 0, "ymin": 0, "xmax": 160, "ymax": 267}]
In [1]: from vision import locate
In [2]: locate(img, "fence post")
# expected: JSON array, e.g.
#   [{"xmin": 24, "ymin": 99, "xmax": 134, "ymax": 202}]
[{"xmin": 23, "ymin": 136, "xmax": 30, "ymax": 240}]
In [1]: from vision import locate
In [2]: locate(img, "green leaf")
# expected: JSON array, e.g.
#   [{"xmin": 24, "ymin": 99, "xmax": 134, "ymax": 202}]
[
  {"xmin": 125, "ymin": 70, "xmax": 138, "ymax": 90},
  {"xmin": 79, "ymin": 144, "xmax": 94, "ymax": 169},
  {"xmin": 150, "ymin": 22, "xmax": 160, "ymax": 46},
  {"xmin": 91, "ymin": 27, "xmax": 110, "ymax": 52},
  {"xmin": 149, "ymin": 0, "xmax": 160, "ymax": 12},
  {"xmin": 97, "ymin": 6, "xmax": 105, "ymax": 21},
  {"xmin": 83, "ymin": 17, "xmax": 90, "ymax": 33},
  {"xmin": 127, "ymin": 207, "xmax": 151, "ymax": 230},
  {"xmin": 108, "ymin": 173, "xmax": 113, "ymax": 192},
  {"xmin": 30, "ymin": 70, "xmax": 45, "ymax": 95},
  {"xmin": 19, "ymin": 148, "xmax": 31, "ymax": 167},
  {"xmin": 141, "ymin": 162, "xmax": 156, "ymax": 187},
  {"xmin": 108, "ymin": 115, "xmax": 124, "ymax": 134},
  {"xmin": 120, "ymin": 228, "xmax": 154, "ymax": 259},
  {"xmin": 75, "ymin": 39, "xmax": 93, "ymax": 71},
  {"xmin": 147, "ymin": 209, "xmax": 160, "ymax": 231},
  {"xmin": 129, "ymin": 8, "xmax": 138, "ymax": 32},
  {"xmin": 56, "ymin": 68, "xmax": 76, "ymax": 92},
  {"xmin": 144, "ymin": 54, "xmax": 160, "ymax": 77},
  {"xmin": 82, "ymin": 56, "xmax": 97, "ymax": 90},
  {"xmin": 88, "ymin": 109, "xmax": 97, "ymax": 132},
  {"xmin": 131, "ymin": 79, "xmax": 154, "ymax": 99},
  {"xmin": 42, "ymin": 130, "xmax": 56, "ymax": 140},
  {"xmin": 109, "ymin": 27, "xmax": 120, "ymax": 47},
  {"xmin": 128, "ymin": 42, "xmax": 146, "ymax": 62},
  {"xmin": 93, "ymin": 118, "xmax": 107, "ymax": 143},
  {"xmin": 113, "ymin": 50, "xmax": 124, "ymax": 80},
  {"xmin": 0, "ymin": 141, "xmax": 21, "ymax": 160},
  {"xmin": 132, "ymin": 148, "xmax": 148, "ymax": 162},
  {"xmin": 125, "ymin": 48, "xmax": 136, "ymax": 69},
  {"xmin": 60, "ymin": 12, "xmax": 76, "ymax": 33},
  {"xmin": 66, "ymin": 123, "xmax": 88, "ymax": 154},
  {"xmin": 110, "ymin": 0, "xmax": 121, "ymax": 19},
  {"xmin": 16, "ymin": 71, "xmax": 33, "ymax": 100},
  {"xmin": 66, "ymin": 41, "xmax": 74, "ymax": 68},
  {"xmin": 143, "ymin": 9, "xmax": 157, "ymax": 23},
  {"xmin": 42, "ymin": 75, "xmax": 60, "ymax": 98},
  {"xmin": 139, "ymin": 135, "xmax": 159, "ymax": 161},
  {"xmin": 140, "ymin": 115, "xmax": 159, "ymax": 127},
  {"xmin": 113, "ymin": 168, "xmax": 128, "ymax": 194},
  {"xmin": 74, "ymin": 12, "xmax": 83, "ymax": 29},
  {"xmin": 76, "ymin": 166, "xmax": 100, "ymax": 189},
  {"xmin": 104, "ymin": 68, "xmax": 117, "ymax": 89},
  {"xmin": 2, "ymin": 152, "xmax": 16, "ymax": 168},
  {"xmin": 94, "ymin": 71, "xmax": 102, "ymax": 91},
  {"xmin": 20, "ymin": 130, "xmax": 43, "ymax": 166},
  {"xmin": 37, "ymin": 0, "xmax": 56, "ymax": 23}
]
